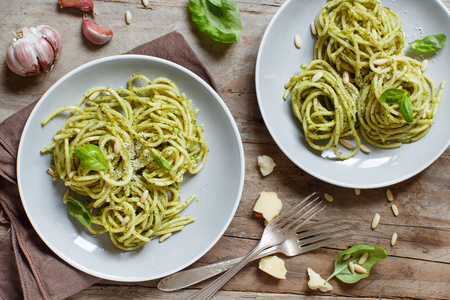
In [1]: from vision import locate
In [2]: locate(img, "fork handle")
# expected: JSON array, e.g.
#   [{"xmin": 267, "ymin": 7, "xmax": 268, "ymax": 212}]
[
  {"xmin": 158, "ymin": 247, "xmax": 276, "ymax": 291},
  {"xmin": 187, "ymin": 242, "xmax": 266, "ymax": 300}
]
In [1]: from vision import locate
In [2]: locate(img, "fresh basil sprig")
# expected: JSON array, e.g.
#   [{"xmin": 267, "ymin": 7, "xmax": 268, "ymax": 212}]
[
  {"xmin": 64, "ymin": 196, "xmax": 92, "ymax": 227},
  {"xmin": 151, "ymin": 153, "xmax": 172, "ymax": 171},
  {"xmin": 379, "ymin": 88, "xmax": 414, "ymax": 124},
  {"xmin": 74, "ymin": 144, "xmax": 108, "ymax": 171},
  {"xmin": 409, "ymin": 34, "xmax": 446, "ymax": 53},
  {"xmin": 325, "ymin": 245, "xmax": 387, "ymax": 284},
  {"xmin": 189, "ymin": 0, "xmax": 242, "ymax": 43}
]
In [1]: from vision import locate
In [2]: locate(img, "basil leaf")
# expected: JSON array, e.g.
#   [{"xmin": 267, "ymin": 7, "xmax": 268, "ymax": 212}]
[
  {"xmin": 189, "ymin": 0, "xmax": 242, "ymax": 43},
  {"xmin": 400, "ymin": 96, "xmax": 414, "ymax": 124},
  {"xmin": 325, "ymin": 245, "xmax": 387, "ymax": 284},
  {"xmin": 74, "ymin": 144, "xmax": 108, "ymax": 171},
  {"xmin": 409, "ymin": 34, "xmax": 446, "ymax": 53},
  {"xmin": 379, "ymin": 88, "xmax": 406, "ymax": 104},
  {"xmin": 64, "ymin": 196, "xmax": 92, "ymax": 227},
  {"xmin": 151, "ymin": 153, "xmax": 172, "ymax": 171}
]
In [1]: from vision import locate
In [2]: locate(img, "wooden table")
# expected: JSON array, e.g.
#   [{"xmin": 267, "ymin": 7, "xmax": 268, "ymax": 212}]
[{"xmin": 1, "ymin": 1, "xmax": 449, "ymax": 299}]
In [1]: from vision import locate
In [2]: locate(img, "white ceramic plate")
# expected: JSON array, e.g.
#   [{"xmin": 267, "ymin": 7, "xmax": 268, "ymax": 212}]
[
  {"xmin": 17, "ymin": 55, "xmax": 245, "ymax": 281},
  {"xmin": 256, "ymin": 0, "xmax": 450, "ymax": 189}
]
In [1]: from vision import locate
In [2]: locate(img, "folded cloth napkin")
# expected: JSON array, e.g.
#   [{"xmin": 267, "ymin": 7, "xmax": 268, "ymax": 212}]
[{"xmin": 0, "ymin": 31, "xmax": 217, "ymax": 300}]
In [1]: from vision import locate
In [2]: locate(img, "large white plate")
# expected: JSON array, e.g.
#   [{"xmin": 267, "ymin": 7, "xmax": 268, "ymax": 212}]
[
  {"xmin": 256, "ymin": 0, "xmax": 450, "ymax": 189},
  {"xmin": 17, "ymin": 55, "xmax": 245, "ymax": 281}
]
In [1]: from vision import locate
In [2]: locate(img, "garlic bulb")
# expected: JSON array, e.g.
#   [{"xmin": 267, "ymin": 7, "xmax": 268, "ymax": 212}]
[
  {"xmin": 6, "ymin": 25, "xmax": 62, "ymax": 77},
  {"xmin": 58, "ymin": 0, "xmax": 94, "ymax": 12},
  {"xmin": 82, "ymin": 19, "xmax": 113, "ymax": 45}
]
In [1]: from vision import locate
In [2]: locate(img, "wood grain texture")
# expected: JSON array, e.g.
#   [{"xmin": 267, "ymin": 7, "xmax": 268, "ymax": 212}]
[{"xmin": 0, "ymin": 0, "xmax": 449, "ymax": 299}]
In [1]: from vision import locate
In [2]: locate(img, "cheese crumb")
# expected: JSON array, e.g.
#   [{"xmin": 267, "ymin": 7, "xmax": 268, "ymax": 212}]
[
  {"xmin": 259, "ymin": 255, "xmax": 287, "ymax": 279},
  {"xmin": 258, "ymin": 155, "xmax": 276, "ymax": 176},
  {"xmin": 307, "ymin": 268, "xmax": 333, "ymax": 292},
  {"xmin": 253, "ymin": 191, "xmax": 283, "ymax": 224}
]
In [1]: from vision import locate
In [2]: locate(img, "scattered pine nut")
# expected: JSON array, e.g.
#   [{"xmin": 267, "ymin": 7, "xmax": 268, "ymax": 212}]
[
  {"xmin": 339, "ymin": 138, "xmax": 353, "ymax": 150},
  {"xmin": 371, "ymin": 28, "xmax": 378, "ymax": 40},
  {"xmin": 125, "ymin": 11, "xmax": 132, "ymax": 25},
  {"xmin": 294, "ymin": 34, "xmax": 302, "ymax": 49},
  {"xmin": 349, "ymin": 261, "xmax": 355, "ymax": 273},
  {"xmin": 354, "ymin": 264, "xmax": 367, "ymax": 274},
  {"xmin": 386, "ymin": 189, "xmax": 394, "ymax": 202},
  {"xmin": 343, "ymin": 71, "xmax": 350, "ymax": 84},
  {"xmin": 47, "ymin": 168, "xmax": 55, "ymax": 176},
  {"xmin": 391, "ymin": 232, "xmax": 398, "ymax": 246},
  {"xmin": 360, "ymin": 144, "xmax": 371, "ymax": 153},
  {"xmin": 310, "ymin": 21, "xmax": 317, "ymax": 35},
  {"xmin": 88, "ymin": 91, "xmax": 100, "ymax": 101},
  {"xmin": 354, "ymin": 188, "xmax": 361, "ymax": 196},
  {"xmin": 373, "ymin": 58, "xmax": 389, "ymax": 66},
  {"xmin": 68, "ymin": 171, "xmax": 77, "ymax": 179},
  {"xmin": 63, "ymin": 188, "xmax": 70, "ymax": 200},
  {"xmin": 358, "ymin": 251, "xmax": 369, "ymax": 265},
  {"xmin": 371, "ymin": 213, "xmax": 380, "ymax": 230},
  {"xmin": 142, "ymin": 0, "xmax": 149, "ymax": 7},
  {"xmin": 312, "ymin": 71, "xmax": 323, "ymax": 82},
  {"xmin": 114, "ymin": 140, "xmax": 121, "ymax": 154},
  {"xmin": 342, "ymin": 253, "xmax": 351, "ymax": 261},
  {"xmin": 140, "ymin": 189, "xmax": 149, "ymax": 203},
  {"xmin": 391, "ymin": 204, "xmax": 399, "ymax": 216},
  {"xmin": 421, "ymin": 59, "xmax": 429, "ymax": 72},
  {"xmin": 73, "ymin": 128, "xmax": 81, "ymax": 134},
  {"xmin": 159, "ymin": 233, "xmax": 172, "ymax": 243},
  {"xmin": 324, "ymin": 193, "xmax": 334, "ymax": 202},
  {"xmin": 121, "ymin": 216, "xmax": 130, "ymax": 226}
]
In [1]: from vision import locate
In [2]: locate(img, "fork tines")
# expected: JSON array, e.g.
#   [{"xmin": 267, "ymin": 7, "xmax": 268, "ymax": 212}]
[{"xmin": 296, "ymin": 218, "xmax": 353, "ymax": 248}]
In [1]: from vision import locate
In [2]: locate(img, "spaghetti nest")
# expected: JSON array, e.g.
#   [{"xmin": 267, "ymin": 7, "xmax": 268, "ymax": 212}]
[
  {"xmin": 358, "ymin": 54, "xmax": 445, "ymax": 148},
  {"xmin": 315, "ymin": 0, "xmax": 405, "ymax": 86},
  {"xmin": 284, "ymin": 60, "xmax": 361, "ymax": 160},
  {"xmin": 42, "ymin": 73, "xmax": 208, "ymax": 250}
]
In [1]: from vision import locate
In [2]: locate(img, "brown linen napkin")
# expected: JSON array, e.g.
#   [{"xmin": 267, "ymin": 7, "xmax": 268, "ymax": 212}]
[{"xmin": 0, "ymin": 31, "xmax": 217, "ymax": 300}]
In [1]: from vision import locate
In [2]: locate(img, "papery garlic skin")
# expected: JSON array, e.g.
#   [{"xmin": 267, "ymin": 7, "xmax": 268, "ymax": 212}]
[
  {"xmin": 82, "ymin": 19, "xmax": 113, "ymax": 45},
  {"xmin": 6, "ymin": 25, "xmax": 62, "ymax": 77},
  {"xmin": 58, "ymin": 0, "xmax": 94, "ymax": 12}
]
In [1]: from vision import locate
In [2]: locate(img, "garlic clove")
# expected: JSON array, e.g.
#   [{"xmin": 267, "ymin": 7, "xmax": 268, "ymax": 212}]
[
  {"xmin": 6, "ymin": 25, "xmax": 62, "ymax": 77},
  {"xmin": 82, "ymin": 19, "xmax": 113, "ymax": 45},
  {"xmin": 58, "ymin": 0, "xmax": 94, "ymax": 12}
]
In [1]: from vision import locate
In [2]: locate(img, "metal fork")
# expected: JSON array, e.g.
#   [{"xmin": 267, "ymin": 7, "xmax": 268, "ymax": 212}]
[
  {"xmin": 158, "ymin": 217, "xmax": 352, "ymax": 291},
  {"xmin": 187, "ymin": 192, "xmax": 325, "ymax": 300}
]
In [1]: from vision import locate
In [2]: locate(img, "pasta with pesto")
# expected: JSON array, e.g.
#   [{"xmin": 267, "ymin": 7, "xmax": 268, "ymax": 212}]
[{"xmin": 41, "ymin": 73, "xmax": 208, "ymax": 251}]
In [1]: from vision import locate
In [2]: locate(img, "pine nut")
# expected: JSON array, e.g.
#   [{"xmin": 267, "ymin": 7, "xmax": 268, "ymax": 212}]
[
  {"xmin": 114, "ymin": 140, "xmax": 121, "ymax": 154},
  {"xmin": 310, "ymin": 21, "xmax": 317, "ymax": 35},
  {"xmin": 142, "ymin": 0, "xmax": 149, "ymax": 7},
  {"xmin": 125, "ymin": 11, "xmax": 132, "ymax": 25},
  {"xmin": 421, "ymin": 59, "xmax": 429, "ymax": 72},
  {"xmin": 339, "ymin": 138, "xmax": 353, "ymax": 150},
  {"xmin": 159, "ymin": 233, "xmax": 172, "ymax": 243},
  {"xmin": 391, "ymin": 204, "xmax": 399, "ymax": 216},
  {"xmin": 358, "ymin": 251, "xmax": 369, "ymax": 265},
  {"xmin": 73, "ymin": 128, "xmax": 81, "ymax": 134},
  {"xmin": 349, "ymin": 261, "xmax": 355, "ymax": 273},
  {"xmin": 294, "ymin": 34, "xmax": 302, "ymax": 49},
  {"xmin": 373, "ymin": 58, "xmax": 389, "ymax": 66},
  {"xmin": 371, "ymin": 28, "xmax": 378, "ymax": 40},
  {"xmin": 140, "ymin": 189, "xmax": 149, "ymax": 203},
  {"xmin": 371, "ymin": 213, "xmax": 380, "ymax": 229},
  {"xmin": 312, "ymin": 71, "xmax": 323, "ymax": 82},
  {"xmin": 324, "ymin": 193, "xmax": 334, "ymax": 202},
  {"xmin": 343, "ymin": 71, "xmax": 350, "ymax": 84},
  {"xmin": 391, "ymin": 232, "xmax": 398, "ymax": 246},
  {"xmin": 342, "ymin": 253, "xmax": 351, "ymax": 261},
  {"xmin": 355, "ymin": 188, "xmax": 361, "ymax": 196},
  {"xmin": 47, "ymin": 168, "xmax": 55, "ymax": 176},
  {"xmin": 354, "ymin": 264, "xmax": 367, "ymax": 274},
  {"xmin": 121, "ymin": 216, "xmax": 130, "ymax": 226},
  {"xmin": 386, "ymin": 189, "xmax": 394, "ymax": 202},
  {"xmin": 360, "ymin": 144, "xmax": 371, "ymax": 153},
  {"xmin": 88, "ymin": 91, "xmax": 100, "ymax": 100},
  {"xmin": 63, "ymin": 188, "xmax": 70, "ymax": 200},
  {"xmin": 68, "ymin": 171, "xmax": 77, "ymax": 179}
]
